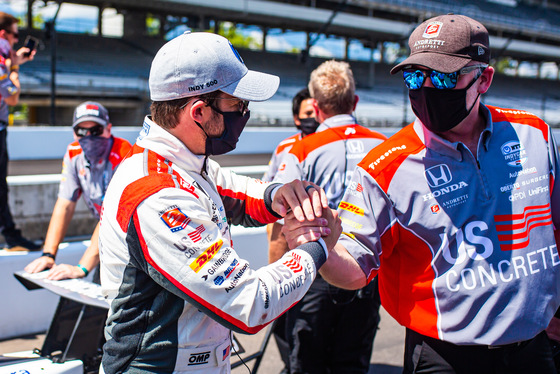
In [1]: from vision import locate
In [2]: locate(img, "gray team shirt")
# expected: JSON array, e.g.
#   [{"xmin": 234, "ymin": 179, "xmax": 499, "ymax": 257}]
[
  {"xmin": 58, "ymin": 136, "xmax": 131, "ymax": 218},
  {"xmin": 273, "ymin": 114, "xmax": 387, "ymax": 208},
  {"xmin": 337, "ymin": 105, "xmax": 560, "ymax": 345}
]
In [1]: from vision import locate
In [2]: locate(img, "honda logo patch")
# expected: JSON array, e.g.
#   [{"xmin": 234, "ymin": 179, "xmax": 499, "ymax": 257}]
[{"xmin": 425, "ymin": 164, "xmax": 452, "ymax": 187}]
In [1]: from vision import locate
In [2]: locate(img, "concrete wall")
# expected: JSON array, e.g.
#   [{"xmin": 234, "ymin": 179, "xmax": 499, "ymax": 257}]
[
  {"xmin": 7, "ymin": 166, "xmax": 268, "ymax": 242},
  {"xmin": 7, "ymin": 126, "xmax": 302, "ymax": 161},
  {"xmin": 8, "ymin": 175, "xmax": 98, "ymax": 242},
  {"xmin": 6, "ymin": 126, "xmax": 301, "ymax": 241}
]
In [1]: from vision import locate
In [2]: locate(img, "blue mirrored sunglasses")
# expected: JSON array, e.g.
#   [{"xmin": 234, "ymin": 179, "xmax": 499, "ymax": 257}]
[{"xmin": 403, "ymin": 64, "xmax": 487, "ymax": 90}]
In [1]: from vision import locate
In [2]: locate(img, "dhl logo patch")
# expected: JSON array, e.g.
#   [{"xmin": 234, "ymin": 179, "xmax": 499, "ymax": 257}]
[
  {"xmin": 339, "ymin": 201, "xmax": 364, "ymax": 216},
  {"xmin": 190, "ymin": 240, "xmax": 223, "ymax": 273}
]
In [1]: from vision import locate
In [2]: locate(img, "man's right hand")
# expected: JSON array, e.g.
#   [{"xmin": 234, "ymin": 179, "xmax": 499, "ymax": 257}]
[
  {"xmin": 282, "ymin": 208, "xmax": 342, "ymax": 251},
  {"xmin": 24, "ymin": 255, "xmax": 55, "ymax": 274}
]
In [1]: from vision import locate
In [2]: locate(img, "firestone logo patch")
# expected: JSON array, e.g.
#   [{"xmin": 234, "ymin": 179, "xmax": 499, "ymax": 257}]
[{"xmin": 368, "ymin": 145, "xmax": 407, "ymax": 171}]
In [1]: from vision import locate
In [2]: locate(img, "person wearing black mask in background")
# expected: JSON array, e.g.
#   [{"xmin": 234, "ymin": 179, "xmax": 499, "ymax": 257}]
[
  {"xmin": 262, "ymin": 87, "xmax": 318, "ymax": 374},
  {"xmin": 25, "ymin": 102, "xmax": 131, "ymax": 282},
  {"xmin": 262, "ymin": 88, "xmax": 318, "ymax": 184},
  {"xmin": 275, "ymin": 60, "xmax": 386, "ymax": 374}
]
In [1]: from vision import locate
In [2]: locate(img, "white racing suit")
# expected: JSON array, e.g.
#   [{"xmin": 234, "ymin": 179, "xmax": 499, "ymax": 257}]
[{"xmin": 98, "ymin": 117, "xmax": 327, "ymax": 373}]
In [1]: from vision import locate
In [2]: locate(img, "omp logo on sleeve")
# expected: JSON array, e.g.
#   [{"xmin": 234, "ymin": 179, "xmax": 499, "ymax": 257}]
[
  {"xmin": 190, "ymin": 240, "xmax": 223, "ymax": 273},
  {"xmin": 283, "ymin": 252, "xmax": 303, "ymax": 273},
  {"xmin": 161, "ymin": 207, "xmax": 191, "ymax": 232},
  {"xmin": 339, "ymin": 201, "xmax": 365, "ymax": 216}
]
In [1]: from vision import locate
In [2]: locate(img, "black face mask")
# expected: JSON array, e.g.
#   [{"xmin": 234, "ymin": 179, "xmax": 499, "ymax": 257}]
[
  {"xmin": 298, "ymin": 117, "xmax": 320, "ymax": 136},
  {"xmin": 195, "ymin": 105, "xmax": 250, "ymax": 156},
  {"xmin": 409, "ymin": 74, "xmax": 482, "ymax": 133}
]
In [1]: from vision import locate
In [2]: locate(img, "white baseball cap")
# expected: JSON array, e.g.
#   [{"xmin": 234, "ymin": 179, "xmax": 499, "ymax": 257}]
[{"xmin": 149, "ymin": 31, "xmax": 280, "ymax": 102}]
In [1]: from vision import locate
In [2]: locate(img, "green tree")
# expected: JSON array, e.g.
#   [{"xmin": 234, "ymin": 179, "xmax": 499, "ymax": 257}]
[
  {"xmin": 214, "ymin": 22, "xmax": 261, "ymax": 49},
  {"xmin": 146, "ymin": 13, "xmax": 160, "ymax": 37},
  {"xmin": 494, "ymin": 57, "xmax": 515, "ymax": 75}
]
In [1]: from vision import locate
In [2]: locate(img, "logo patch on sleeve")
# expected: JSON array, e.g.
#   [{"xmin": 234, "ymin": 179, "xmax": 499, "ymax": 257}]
[
  {"xmin": 160, "ymin": 207, "xmax": 191, "ymax": 232},
  {"xmin": 339, "ymin": 201, "xmax": 365, "ymax": 216},
  {"xmin": 283, "ymin": 252, "xmax": 303, "ymax": 273},
  {"xmin": 190, "ymin": 240, "xmax": 223, "ymax": 273},
  {"xmin": 188, "ymin": 224, "xmax": 206, "ymax": 242}
]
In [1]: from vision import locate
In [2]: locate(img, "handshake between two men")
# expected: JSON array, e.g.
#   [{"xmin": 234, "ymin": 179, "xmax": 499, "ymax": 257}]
[{"xmin": 270, "ymin": 179, "xmax": 343, "ymax": 260}]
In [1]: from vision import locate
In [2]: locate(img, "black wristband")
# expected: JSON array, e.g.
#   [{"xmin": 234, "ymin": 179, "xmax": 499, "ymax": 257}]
[
  {"xmin": 41, "ymin": 252, "xmax": 56, "ymax": 260},
  {"xmin": 264, "ymin": 183, "xmax": 283, "ymax": 219}
]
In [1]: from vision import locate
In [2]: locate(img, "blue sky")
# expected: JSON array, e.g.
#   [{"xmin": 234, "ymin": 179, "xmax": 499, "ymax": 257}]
[{"xmin": 0, "ymin": 1, "xmax": 386, "ymax": 61}]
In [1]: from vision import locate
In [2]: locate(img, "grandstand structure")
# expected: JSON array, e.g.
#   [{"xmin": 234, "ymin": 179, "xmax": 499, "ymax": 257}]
[{"xmin": 14, "ymin": 0, "xmax": 560, "ymax": 127}]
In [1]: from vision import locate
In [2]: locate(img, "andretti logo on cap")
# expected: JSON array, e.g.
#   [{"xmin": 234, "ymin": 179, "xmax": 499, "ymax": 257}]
[{"xmin": 423, "ymin": 21, "xmax": 443, "ymax": 38}]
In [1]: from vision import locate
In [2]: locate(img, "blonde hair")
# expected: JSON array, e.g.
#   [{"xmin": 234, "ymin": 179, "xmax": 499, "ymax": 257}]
[{"xmin": 308, "ymin": 60, "xmax": 355, "ymax": 116}]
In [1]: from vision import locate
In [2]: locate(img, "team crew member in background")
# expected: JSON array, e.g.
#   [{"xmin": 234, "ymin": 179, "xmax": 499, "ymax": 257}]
[
  {"xmin": 98, "ymin": 31, "xmax": 341, "ymax": 374},
  {"xmin": 291, "ymin": 14, "xmax": 560, "ymax": 373},
  {"xmin": 262, "ymin": 88, "xmax": 317, "ymax": 183},
  {"xmin": 265, "ymin": 87, "xmax": 319, "ymax": 262},
  {"xmin": 274, "ymin": 60, "xmax": 386, "ymax": 374},
  {"xmin": 262, "ymin": 87, "xmax": 318, "ymax": 374},
  {"xmin": 0, "ymin": 11, "xmax": 39, "ymax": 251},
  {"xmin": 24, "ymin": 102, "xmax": 131, "ymax": 281}
]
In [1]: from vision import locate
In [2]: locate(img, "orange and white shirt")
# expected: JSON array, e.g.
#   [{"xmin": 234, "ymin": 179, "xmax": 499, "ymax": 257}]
[
  {"xmin": 99, "ymin": 117, "xmax": 328, "ymax": 373},
  {"xmin": 338, "ymin": 104, "xmax": 560, "ymax": 345},
  {"xmin": 273, "ymin": 114, "xmax": 387, "ymax": 209}
]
